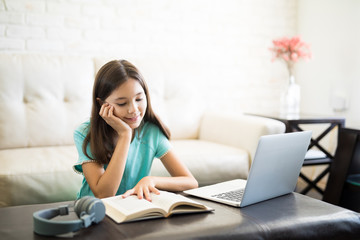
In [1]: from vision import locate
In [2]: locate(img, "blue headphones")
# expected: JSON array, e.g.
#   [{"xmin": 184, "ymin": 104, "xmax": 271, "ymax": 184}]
[{"xmin": 33, "ymin": 196, "xmax": 105, "ymax": 236}]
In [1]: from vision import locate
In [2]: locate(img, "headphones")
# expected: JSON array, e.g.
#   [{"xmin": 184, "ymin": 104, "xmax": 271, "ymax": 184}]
[{"xmin": 33, "ymin": 196, "xmax": 105, "ymax": 236}]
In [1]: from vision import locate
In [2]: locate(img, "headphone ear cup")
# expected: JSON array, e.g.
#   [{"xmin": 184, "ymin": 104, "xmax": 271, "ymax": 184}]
[
  {"xmin": 74, "ymin": 196, "xmax": 92, "ymax": 218},
  {"xmin": 81, "ymin": 197, "xmax": 96, "ymax": 214},
  {"xmin": 86, "ymin": 199, "xmax": 106, "ymax": 223}
]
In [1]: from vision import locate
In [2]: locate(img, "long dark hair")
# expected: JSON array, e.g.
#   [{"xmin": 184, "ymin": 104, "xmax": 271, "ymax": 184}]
[{"xmin": 83, "ymin": 60, "xmax": 170, "ymax": 164}]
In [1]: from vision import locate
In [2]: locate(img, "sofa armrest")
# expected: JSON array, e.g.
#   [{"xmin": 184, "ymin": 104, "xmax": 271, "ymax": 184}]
[{"xmin": 199, "ymin": 112, "xmax": 286, "ymax": 163}]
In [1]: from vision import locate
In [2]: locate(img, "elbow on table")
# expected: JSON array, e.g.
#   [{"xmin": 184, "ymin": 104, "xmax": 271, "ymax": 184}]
[
  {"xmin": 189, "ymin": 177, "xmax": 199, "ymax": 189},
  {"xmin": 91, "ymin": 188, "xmax": 117, "ymax": 199}
]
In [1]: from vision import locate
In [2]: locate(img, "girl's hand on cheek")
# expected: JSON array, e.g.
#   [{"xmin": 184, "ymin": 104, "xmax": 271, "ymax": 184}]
[
  {"xmin": 121, "ymin": 176, "xmax": 160, "ymax": 202},
  {"xmin": 99, "ymin": 103, "xmax": 132, "ymax": 137}
]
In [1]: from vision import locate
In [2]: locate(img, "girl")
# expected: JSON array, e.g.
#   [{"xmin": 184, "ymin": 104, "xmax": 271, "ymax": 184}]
[{"xmin": 73, "ymin": 60, "xmax": 198, "ymax": 201}]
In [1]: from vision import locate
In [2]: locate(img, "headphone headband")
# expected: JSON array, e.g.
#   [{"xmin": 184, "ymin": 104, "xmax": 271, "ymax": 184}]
[{"xmin": 33, "ymin": 197, "xmax": 105, "ymax": 236}]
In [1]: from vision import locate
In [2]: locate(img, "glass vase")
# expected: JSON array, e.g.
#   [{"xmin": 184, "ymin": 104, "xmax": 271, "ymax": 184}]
[{"xmin": 280, "ymin": 75, "xmax": 300, "ymax": 119}]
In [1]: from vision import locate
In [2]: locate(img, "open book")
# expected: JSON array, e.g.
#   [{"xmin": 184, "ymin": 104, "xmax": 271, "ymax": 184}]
[{"xmin": 102, "ymin": 190, "xmax": 214, "ymax": 223}]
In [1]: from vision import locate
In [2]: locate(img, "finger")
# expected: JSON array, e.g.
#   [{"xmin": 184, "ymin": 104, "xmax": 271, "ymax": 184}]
[
  {"xmin": 99, "ymin": 103, "xmax": 105, "ymax": 116},
  {"xmin": 143, "ymin": 188, "xmax": 152, "ymax": 202},
  {"xmin": 108, "ymin": 105, "xmax": 114, "ymax": 117},
  {"xmin": 137, "ymin": 188, "xmax": 143, "ymax": 199},
  {"xmin": 149, "ymin": 186, "xmax": 160, "ymax": 195},
  {"xmin": 122, "ymin": 189, "xmax": 135, "ymax": 198},
  {"xmin": 103, "ymin": 104, "xmax": 110, "ymax": 117},
  {"xmin": 99, "ymin": 103, "xmax": 108, "ymax": 117}
]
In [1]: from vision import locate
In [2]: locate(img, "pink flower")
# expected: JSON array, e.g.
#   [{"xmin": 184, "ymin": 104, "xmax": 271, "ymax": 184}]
[
  {"xmin": 291, "ymin": 52, "xmax": 298, "ymax": 62},
  {"xmin": 269, "ymin": 36, "xmax": 311, "ymax": 74}
]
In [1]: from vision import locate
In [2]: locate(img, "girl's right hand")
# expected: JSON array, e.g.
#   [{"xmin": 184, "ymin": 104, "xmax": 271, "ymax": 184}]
[{"xmin": 99, "ymin": 103, "xmax": 132, "ymax": 137}]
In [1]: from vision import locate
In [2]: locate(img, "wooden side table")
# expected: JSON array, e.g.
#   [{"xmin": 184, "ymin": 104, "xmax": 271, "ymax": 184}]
[{"xmin": 250, "ymin": 113, "xmax": 345, "ymax": 197}]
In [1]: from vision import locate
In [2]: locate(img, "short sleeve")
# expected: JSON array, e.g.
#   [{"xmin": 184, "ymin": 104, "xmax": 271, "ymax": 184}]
[
  {"xmin": 155, "ymin": 129, "xmax": 171, "ymax": 159},
  {"xmin": 72, "ymin": 121, "xmax": 96, "ymax": 175}
]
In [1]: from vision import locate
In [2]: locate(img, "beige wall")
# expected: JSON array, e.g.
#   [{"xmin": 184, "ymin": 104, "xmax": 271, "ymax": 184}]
[{"xmin": 297, "ymin": 0, "xmax": 360, "ymax": 128}]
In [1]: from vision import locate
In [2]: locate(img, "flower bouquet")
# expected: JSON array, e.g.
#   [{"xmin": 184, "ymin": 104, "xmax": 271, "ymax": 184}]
[
  {"xmin": 269, "ymin": 36, "xmax": 311, "ymax": 118},
  {"xmin": 269, "ymin": 36, "xmax": 311, "ymax": 77}
]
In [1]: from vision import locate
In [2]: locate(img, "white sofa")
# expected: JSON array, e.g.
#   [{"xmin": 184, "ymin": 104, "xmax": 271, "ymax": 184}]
[{"xmin": 0, "ymin": 54, "xmax": 285, "ymax": 207}]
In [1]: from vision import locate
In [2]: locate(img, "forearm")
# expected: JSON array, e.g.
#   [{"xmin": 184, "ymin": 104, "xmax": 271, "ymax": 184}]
[
  {"xmin": 151, "ymin": 176, "xmax": 198, "ymax": 192},
  {"xmin": 91, "ymin": 134, "xmax": 131, "ymax": 198},
  {"xmin": 152, "ymin": 150, "xmax": 198, "ymax": 192}
]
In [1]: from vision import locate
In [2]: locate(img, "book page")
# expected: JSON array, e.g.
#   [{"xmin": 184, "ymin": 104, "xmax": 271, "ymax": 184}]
[
  {"xmin": 103, "ymin": 191, "xmax": 212, "ymax": 223},
  {"xmin": 151, "ymin": 191, "xmax": 206, "ymax": 213},
  {"xmin": 103, "ymin": 195, "xmax": 166, "ymax": 223},
  {"xmin": 104, "ymin": 195, "xmax": 156, "ymax": 216}
]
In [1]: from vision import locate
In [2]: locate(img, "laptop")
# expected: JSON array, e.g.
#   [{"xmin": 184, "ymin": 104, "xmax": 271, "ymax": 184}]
[{"xmin": 184, "ymin": 131, "xmax": 312, "ymax": 207}]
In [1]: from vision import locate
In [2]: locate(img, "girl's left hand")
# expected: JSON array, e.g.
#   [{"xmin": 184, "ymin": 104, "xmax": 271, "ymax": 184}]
[{"xmin": 121, "ymin": 176, "xmax": 160, "ymax": 201}]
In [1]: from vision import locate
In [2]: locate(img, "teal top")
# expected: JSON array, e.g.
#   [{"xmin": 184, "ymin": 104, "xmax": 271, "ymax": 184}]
[{"xmin": 73, "ymin": 121, "xmax": 171, "ymax": 199}]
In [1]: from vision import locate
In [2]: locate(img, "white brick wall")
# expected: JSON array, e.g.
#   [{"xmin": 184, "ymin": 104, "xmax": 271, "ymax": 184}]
[{"xmin": 0, "ymin": 0, "xmax": 297, "ymax": 114}]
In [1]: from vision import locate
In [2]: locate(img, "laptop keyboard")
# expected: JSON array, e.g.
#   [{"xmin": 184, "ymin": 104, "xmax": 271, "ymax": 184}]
[{"xmin": 212, "ymin": 189, "xmax": 245, "ymax": 202}]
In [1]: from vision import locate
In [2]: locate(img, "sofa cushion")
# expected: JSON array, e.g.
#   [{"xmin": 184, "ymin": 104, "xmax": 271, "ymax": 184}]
[
  {"xmin": 199, "ymin": 112, "xmax": 286, "ymax": 161},
  {"xmin": 0, "ymin": 146, "xmax": 82, "ymax": 207},
  {"xmin": 150, "ymin": 139, "xmax": 250, "ymax": 186},
  {"xmin": 0, "ymin": 54, "xmax": 93, "ymax": 149}
]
